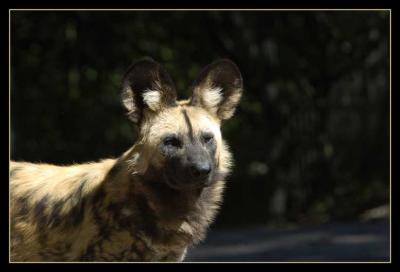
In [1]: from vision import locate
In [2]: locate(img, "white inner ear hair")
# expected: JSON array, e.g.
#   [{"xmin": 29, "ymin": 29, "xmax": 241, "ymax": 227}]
[
  {"xmin": 202, "ymin": 87, "xmax": 223, "ymax": 112},
  {"xmin": 218, "ymin": 90, "xmax": 242, "ymax": 120},
  {"xmin": 142, "ymin": 89, "xmax": 161, "ymax": 111}
]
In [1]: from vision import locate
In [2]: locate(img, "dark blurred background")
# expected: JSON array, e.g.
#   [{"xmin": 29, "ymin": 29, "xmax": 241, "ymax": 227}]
[{"xmin": 10, "ymin": 11, "xmax": 390, "ymax": 261}]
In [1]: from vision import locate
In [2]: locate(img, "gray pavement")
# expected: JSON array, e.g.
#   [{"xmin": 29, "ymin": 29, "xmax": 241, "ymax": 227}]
[{"xmin": 185, "ymin": 219, "xmax": 390, "ymax": 262}]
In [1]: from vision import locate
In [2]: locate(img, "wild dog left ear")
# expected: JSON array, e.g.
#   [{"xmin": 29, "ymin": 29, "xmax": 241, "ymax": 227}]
[
  {"xmin": 121, "ymin": 58, "xmax": 177, "ymax": 124},
  {"xmin": 190, "ymin": 59, "xmax": 243, "ymax": 121}
]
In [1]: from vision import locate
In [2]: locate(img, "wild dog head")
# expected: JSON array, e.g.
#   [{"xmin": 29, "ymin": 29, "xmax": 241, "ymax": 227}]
[{"xmin": 121, "ymin": 58, "xmax": 243, "ymax": 190}]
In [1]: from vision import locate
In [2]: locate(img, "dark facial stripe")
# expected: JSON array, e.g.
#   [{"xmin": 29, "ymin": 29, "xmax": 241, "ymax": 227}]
[{"xmin": 181, "ymin": 109, "xmax": 194, "ymax": 142}]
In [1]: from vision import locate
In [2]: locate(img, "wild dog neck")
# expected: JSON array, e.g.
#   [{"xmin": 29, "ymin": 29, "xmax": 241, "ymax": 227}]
[{"xmin": 94, "ymin": 145, "xmax": 225, "ymax": 245}]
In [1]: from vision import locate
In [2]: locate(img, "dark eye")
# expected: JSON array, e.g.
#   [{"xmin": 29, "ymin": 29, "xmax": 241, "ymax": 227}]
[
  {"xmin": 202, "ymin": 133, "xmax": 214, "ymax": 144},
  {"xmin": 163, "ymin": 136, "xmax": 182, "ymax": 148}
]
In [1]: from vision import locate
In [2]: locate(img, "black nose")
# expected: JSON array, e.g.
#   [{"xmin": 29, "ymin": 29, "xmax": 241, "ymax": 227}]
[{"xmin": 190, "ymin": 162, "xmax": 211, "ymax": 178}]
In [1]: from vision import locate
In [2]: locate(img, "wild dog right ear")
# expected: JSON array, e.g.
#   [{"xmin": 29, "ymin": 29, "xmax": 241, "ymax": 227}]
[
  {"xmin": 190, "ymin": 59, "xmax": 243, "ymax": 121},
  {"xmin": 121, "ymin": 58, "xmax": 177, "ymax": 124}
]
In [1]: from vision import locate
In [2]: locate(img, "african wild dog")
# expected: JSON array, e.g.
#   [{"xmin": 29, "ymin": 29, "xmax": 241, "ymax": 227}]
[{"xmin": 10, "ymin": 58, "xmax": 243, "ymax": 262}]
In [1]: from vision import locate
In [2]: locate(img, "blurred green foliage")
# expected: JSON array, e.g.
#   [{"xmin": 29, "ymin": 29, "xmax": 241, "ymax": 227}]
[{"xmin": 11, "ymin": 11, "xmax": 389, "ymax": 228}]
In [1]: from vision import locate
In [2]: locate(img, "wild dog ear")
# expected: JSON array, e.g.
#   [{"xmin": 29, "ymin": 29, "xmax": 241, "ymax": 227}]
[
  {"xmin": 121, "ymin": 58, "xmax": 177, "ymax": 124},
  {"xmin": 190, "ymin": 59, "xmax": 243, "ymax": 121}
]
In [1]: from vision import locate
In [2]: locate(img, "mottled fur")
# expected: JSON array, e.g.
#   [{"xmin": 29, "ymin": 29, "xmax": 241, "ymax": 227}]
[{"xmin": 10, "ymin": 59, "xmax": 243, "ymax": 262}]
